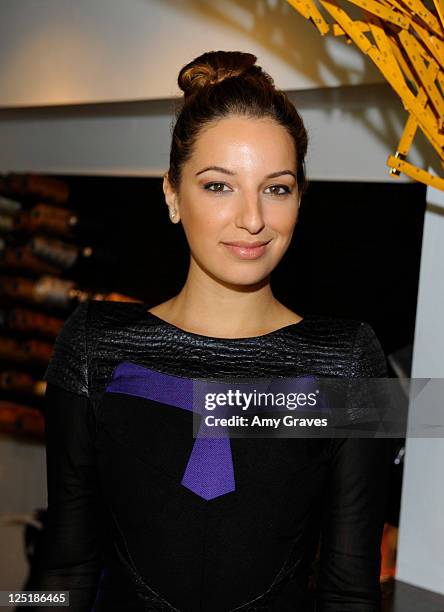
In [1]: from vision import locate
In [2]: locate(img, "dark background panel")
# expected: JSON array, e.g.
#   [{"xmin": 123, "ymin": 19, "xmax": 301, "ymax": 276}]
[{"xmin": 54, "ymin": 175, "xmax": 426, "ymax": 360}]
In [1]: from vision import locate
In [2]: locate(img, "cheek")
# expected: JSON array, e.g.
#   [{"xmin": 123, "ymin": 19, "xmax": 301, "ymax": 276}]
[
  {"xmin": 187, "ymin": 214, "xmax": 221, "ymax": 241},
  {"xmin": 180, "ymin": 217, "xmax": 216, "ymax": 258},
  {"xmin": 183, "ymin": 199, "xmax": 230, "ymax": 239},
  {"xmin": 265, "ymin": 205, "xmax": 298, "ymax": 235}
]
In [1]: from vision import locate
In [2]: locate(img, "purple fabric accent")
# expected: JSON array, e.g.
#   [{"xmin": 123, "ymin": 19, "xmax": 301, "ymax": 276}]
[
  {"xmin": 106, "ymin": 361, "xmax": 234, "ymax": 500},
  {"xmin": 106, "ymin": 361, "xmax": 194, "ymax": 411},
  {"xmin": 180, "ymin": 435, "xmax": 235, "ymax": 500},
  {"xmin": 105, "ymin": 362, "xmax": 326, "ymax": 501}
]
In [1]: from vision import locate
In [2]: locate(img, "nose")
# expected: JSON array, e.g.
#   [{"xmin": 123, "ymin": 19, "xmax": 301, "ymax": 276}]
[{"xmin": 235, "ymin": 191, "xmax": 266, "ymax": 234}]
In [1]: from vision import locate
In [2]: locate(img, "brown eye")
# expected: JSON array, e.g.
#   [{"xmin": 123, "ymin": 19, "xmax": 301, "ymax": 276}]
[
  {"xmin": 265, "ymin": 185, "xmax": 291, "ymax": 196},
  {"xmin": 204, "ymin": 182, "xmax": 230, "ymax": 193}
]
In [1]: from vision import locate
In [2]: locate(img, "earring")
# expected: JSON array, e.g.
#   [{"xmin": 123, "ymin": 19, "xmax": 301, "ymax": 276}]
[{"xmin": 169, "ymin": 209, "xmax": 177, "ymax": 220}]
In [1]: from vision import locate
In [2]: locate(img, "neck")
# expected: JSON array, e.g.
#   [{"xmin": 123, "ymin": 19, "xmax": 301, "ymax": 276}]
[{"xmin": 152, "ymin": 260, "xmax": 298, "ymax": 337}]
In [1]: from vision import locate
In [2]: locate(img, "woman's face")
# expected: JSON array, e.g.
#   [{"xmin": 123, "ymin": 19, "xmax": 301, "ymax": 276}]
[{"xmin": 164, "ymin": 115, "xmax": 301, "ymax": 287}]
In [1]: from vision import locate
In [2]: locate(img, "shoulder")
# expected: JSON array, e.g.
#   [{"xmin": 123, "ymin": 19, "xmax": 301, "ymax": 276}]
[
  {"xmin": 349, "ymin": 319, "xmax": 387, "ymax": 377},
  {"xmin": 301, "ymin": 312, "xmax": 368, "ymax": 348},
  {"xmin": 44, "ymin": 299, "xmax": 146, "ymax": 396},
  {"xmin": 44, "ymin": 300, "xmax": 90, "ymax": 396},
  {"xmin": 300, "ymin": 313, "xmax": 386, "ymax": 377}
]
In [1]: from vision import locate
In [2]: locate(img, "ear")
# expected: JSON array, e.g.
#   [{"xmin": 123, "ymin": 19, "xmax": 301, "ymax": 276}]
[{"xmin": 163, "ymin": 172, "xmax": 181, "ymax": 223}]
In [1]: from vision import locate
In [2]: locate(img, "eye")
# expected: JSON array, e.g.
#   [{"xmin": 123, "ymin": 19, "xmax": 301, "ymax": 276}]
[
  {"xmin": 203, "ymin": 182, "xmax": 231, "ymax": 193},
  {"xmin": 265, "ymin": 184, "xmax": 292, "ymax": 196}
]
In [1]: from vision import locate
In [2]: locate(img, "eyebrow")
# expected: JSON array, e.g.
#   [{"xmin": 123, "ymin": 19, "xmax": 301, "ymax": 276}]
[{"xmin": 195, "ymin": 166, "xmax": 297, "ymax": 180}]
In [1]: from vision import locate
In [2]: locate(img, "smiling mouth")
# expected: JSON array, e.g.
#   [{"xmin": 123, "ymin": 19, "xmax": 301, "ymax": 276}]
[
  {"xmin": 221, "ymin": 240, "xmax": 271, "ymax": 260},
  {"xmin": 223, "ymin": 240, "xmax": 270, "ymax": 247}
]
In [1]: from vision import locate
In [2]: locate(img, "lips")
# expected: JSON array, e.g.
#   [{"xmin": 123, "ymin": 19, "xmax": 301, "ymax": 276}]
[
  {"xmin": 222, "ymin": 240, "xmax": 270, "ymax": 260},
  {"xmin": 222, "ymin": 240, "xmax": 270, "ymax": 247}
]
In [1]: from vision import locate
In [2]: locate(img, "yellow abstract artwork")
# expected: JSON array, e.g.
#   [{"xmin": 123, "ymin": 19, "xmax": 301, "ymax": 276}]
[{"xmin": 287, "ymin": 0, "xmax": 444, "ymax": 190}]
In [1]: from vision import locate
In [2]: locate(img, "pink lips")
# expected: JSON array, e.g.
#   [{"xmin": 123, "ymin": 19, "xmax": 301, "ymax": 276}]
[{"xmin": 222, "ymin": 240, "xmax": 270, "ymax": 260}]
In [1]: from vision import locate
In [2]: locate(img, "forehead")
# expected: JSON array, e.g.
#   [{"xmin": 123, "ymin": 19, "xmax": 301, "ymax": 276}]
[{"xmin": 189, "ymin": 116, "xmax": 296, "ymax": 169}]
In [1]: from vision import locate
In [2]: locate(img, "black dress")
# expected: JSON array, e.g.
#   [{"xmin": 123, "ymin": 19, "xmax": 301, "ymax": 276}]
[{"xmin": 25, "ymin": 300, "xmax": 395, "ymax": 612}]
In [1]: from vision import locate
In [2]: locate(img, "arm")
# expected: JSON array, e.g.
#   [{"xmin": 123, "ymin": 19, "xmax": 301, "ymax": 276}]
[
  {"xmin": 315, "ymin": 323, "xmax": 396, "ymax": 611},
  {"xmin": 19, "ymin": 302, "xmax": 104, "ymax": 612}
]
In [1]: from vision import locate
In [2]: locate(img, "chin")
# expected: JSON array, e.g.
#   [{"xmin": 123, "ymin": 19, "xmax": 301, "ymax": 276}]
[{"xmin": 215, "ymin": 269, "xmax": 272, "ymax": 287}]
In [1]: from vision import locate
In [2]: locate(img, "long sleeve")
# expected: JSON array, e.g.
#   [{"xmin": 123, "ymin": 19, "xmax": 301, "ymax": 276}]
[
  {"xmin": 19, "ymin": 301, "xmax": 104, "ymax": 612},
  {"xmin": 315, "ymin": 322, "xmax": 396, "ymax": 611}
]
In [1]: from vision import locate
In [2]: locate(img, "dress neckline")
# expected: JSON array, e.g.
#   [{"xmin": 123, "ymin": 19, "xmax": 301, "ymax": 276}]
[{"xmin": 144, "ymin": 307, "xmax": 308, "ymax": 342}]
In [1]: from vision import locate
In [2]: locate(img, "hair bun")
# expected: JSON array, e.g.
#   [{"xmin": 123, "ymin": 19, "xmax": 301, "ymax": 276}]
[{"xmin": 178, "ymin": 50, "xmax": 258, "ymax": 98}]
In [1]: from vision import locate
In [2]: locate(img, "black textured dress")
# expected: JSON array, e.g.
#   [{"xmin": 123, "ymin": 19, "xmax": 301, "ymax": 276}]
[{"xmin": 26, "ymin": 300, "xmax": 395, "ymax": 612}]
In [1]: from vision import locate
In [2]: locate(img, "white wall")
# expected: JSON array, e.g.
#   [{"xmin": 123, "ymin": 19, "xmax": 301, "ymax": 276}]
[
  {"xmin": 395, "ymin": 184, "xmax": 444, "ymax": 595},
  {"xmin": 0, "ymin": 83, "xmax": 437, "ymax": 181},
  {"xmin": 0, "ymin": 0, "xmax": 438, "ymax": 180},
  {"xmin": 0, "ymin": 0, "xmax": 383, "ymax": 108}
]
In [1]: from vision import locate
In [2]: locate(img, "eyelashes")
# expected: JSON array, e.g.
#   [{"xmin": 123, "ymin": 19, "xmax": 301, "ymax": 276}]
[{"xmin": 203, "ymin": 182, "xmax": 293, "ymax": 196}]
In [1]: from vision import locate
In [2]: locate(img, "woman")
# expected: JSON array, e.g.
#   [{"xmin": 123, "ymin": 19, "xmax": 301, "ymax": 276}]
[{"xmin": 28, "ymin": 51, "xmax": 393, "ymax": 611}]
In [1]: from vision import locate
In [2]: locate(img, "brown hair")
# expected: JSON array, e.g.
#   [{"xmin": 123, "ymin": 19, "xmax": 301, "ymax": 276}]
[{"xmin": 168, "ymin": 50, "xmax": 309, "ymax": 197}]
